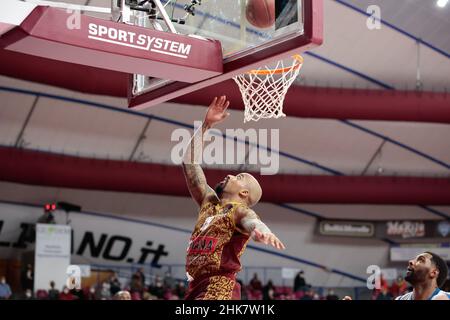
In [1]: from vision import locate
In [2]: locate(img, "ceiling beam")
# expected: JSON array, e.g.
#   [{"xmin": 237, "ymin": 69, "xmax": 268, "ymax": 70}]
[{"xmin": 1, "ymin": 146, "xmax": 449, "ymax": 205}]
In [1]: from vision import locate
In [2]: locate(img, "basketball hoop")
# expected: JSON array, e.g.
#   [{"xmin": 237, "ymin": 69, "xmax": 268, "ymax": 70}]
[{"xmin": 233, "ymin": 55, "xmax": 304, "ymax": 123}]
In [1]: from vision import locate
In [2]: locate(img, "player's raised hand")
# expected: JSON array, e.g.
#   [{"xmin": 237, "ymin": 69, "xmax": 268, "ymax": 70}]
[
  {"xmin": 251, "ymin": 229, "xmax": 286, "ymax": 250},
  {"xmin": 205, "ymin": 95, "xmax": 230, "ymax": 126}
]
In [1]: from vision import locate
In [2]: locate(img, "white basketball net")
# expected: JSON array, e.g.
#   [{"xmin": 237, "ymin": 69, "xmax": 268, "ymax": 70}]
[{"xmin": 233, "ymin": 55, "xmax": 303, "ymax": 123}]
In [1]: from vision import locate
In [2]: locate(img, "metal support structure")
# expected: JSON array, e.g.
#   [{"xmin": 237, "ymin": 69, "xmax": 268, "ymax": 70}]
[
  {"xmin": 115, "ymin": 0, "xmax": 178, "ymax": 32},
  {"xmin": 116, "ymin": 0, "xmax": 179, "ymax": 96},
  {"xmin": 240, "ymin": 0, "xmax": 246, "ymax": 44},
  {"xmin": 416, "ymin": 40, "xmax": 423, "ymax": 91},
  {"xmin": 14, "ymin": 95, "xmax": 39, "ymax": 148},
  {"xmin": 128, "ymin": 118, "xmax": 152, "ymax": 161},
  {"xmin": 238, "ymin": 139, "xmax": 252, "ymax": 171},
  {"xmin": 153, "ymin": 0, "xmax": 178, "ymax": 33},
  {"xmin": 361, "ymin": 139, "xmax": 387, "ymax": 176}
]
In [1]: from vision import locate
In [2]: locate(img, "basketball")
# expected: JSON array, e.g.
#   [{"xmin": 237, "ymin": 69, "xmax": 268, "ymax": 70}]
[{"xmin": 246, "ymin": 0, "xmax": 275, "ymax": 29}]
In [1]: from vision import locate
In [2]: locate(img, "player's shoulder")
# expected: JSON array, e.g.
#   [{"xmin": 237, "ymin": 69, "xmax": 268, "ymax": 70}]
[
  {"xmin": 204, "ymin": 187, "xmax": 220, "ymax": 203},
  {"xmin": 395, "ymin": 292, "xmax": 413, "ymax": 300},
  {"xmin": 431, "ymin": 291, "xmax": 450, "ymax": 300},
  {"xmin": 200, "ymin": 192, "xmax": 220, "ymax": 208},
  {"xmin": 234, "ymin": 204, "xmax": 259, "ymax": 219}
]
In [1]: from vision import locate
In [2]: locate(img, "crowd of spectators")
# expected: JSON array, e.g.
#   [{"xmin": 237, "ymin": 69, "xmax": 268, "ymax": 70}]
[
  {"xmin": 16, "ymin": 268, "xmax": 187, "ymax": 300},
  {"xmin": 2, "ymin": 268, "xmax": 449, "ymax": 300},
  {"xmin": 371, "ymin": 274, "xmax": 409, "ymax": 300}
]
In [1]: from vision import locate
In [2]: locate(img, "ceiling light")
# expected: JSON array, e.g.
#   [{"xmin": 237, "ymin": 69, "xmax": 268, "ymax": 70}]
[{"xmin": 437, "ymin": 0, "xmax": 448, "ymax": 8}]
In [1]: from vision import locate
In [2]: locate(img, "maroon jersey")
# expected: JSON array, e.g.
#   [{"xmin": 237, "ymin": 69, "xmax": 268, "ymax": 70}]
[{"xmin": 186, "ymin": 201, "xmax": 250, "ymax": 282}]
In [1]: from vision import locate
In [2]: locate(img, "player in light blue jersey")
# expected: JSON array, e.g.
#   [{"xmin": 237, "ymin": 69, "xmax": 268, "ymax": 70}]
[
  {"xmin": 343, "ymin": 251, "xmax": 449, "ymax": 301},
  {"xmin": 395, "ymin": 252, "xmax": 448, "ymax": 300}
]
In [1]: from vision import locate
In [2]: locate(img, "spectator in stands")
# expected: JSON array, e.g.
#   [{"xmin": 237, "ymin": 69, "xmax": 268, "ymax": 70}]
[
  {"xmin": 21, "ymin": 264, "xmax": 34, "ymax": 293},
  {"xmin": 164, "ymin": 271, "xmax": 175, "ymax": 290},
  {"xmin": 237, "ymin": 279, "xmax": 248, "ymax": 300},
  {"xmin": 262, "ymin": 280, "xmax": 275, "ymax": 300},
  {"xmin": 23, "ymin": 289, "xmax": 34, "ymax": 300},
  {"xmin": 35, "ymin": 289, "xmax": 48, "ymax": 300},
  {"xmin": 167, "ymin": 292, "xmax": 180, "ymax": 300},
  {"xmin": 164, "ymin": 287, "xmax": 177, "ymax": 300},
  {"xmin": 376, "ymin": 286, "xmax": 393, "ymax": 300},
  {"xmin": 70, "ymin": 287, "xmax": 85, "ymax": 300},
  {"xmin": 294, "ymin": 270, "xmax": 307, "ymax": 292},
  {"xmin": 109, "ymin": 273, "xmax": 121, "ymax": 296},
  {"xmin": 390, "ymin": 276, "xmax": 408, "ymax": 298},
  {"xmin": 0, "ymin": 276, "xmax": 12, "ymax": 300},
  {"xmin": 130, "ymin": 273, "xmax": 143, "ymax": 298},
  {"xmin": 300, "ymin": 287, "xmax": 314, "ymax": 300},
  {"xmin": 135, "ymin": 267, "xmax": 146, "ymax": 287},
  {"xmin": 142, "ymin": 292, "xmax": 156, "ymax": 300},
  {"xmin": 249, "ymin": 273, "xmax": 263, "ymax": 292},
  {"xmin": 47, "ymin": 281, "xmax": 59, "ymax": 300},
  {"xmin": 85, "ymin": 286, "xmax": 96, "ymax": 300},
  {"xmin": 100, "ymin": 281, "xmax": 111, "ymax": 300},
  {"xmin": 371, "ymin": 273, "xmax": 389, "ymax": 300},
  {"xmin": 326, "ymin": 289, "xmax": 339, "ymax": 300},
  {"xmin": 94, "ymin": 282, "xmax": 103, "ymax": 300},
  {"xmin": 59, "ymin": 286, "xmax": 75, "ymax": 300},
  {"xmin": 380, "ymin": 273, "xmax": 389, "ymax": 290},
  {"xmin": 113, "ymin": 290, "xmax": 131, "ymax": 300},
  {"xmin": 174, "ymin": 280, "xmax": 186, "ymax": 299},
  {"xmin": 148, "ymin": 276, "xmax": 164, "ymax": 299}
]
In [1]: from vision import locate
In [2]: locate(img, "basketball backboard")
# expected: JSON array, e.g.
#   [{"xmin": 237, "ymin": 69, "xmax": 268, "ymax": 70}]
[
  {"xmin": 1, "ymin": 0, "xmax": 321, "ymax": 110},
  {"xmin": 126, "ymin": 0, "xmax": 323, "ymax": 110}
]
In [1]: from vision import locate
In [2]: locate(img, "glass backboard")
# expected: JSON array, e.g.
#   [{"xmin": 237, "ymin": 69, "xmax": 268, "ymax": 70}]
[
  {"xmin": 172, "ymin": 0, "xmax": 304, "ymax": 61},
  {"xmin": 123, "ymin": 0, "xmax": 322, "ymax": 109}
]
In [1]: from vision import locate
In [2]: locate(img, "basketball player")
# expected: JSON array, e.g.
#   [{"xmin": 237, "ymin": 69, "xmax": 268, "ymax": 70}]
[
  {"xmin": 113, "ymin": 291, "xmax": 131, "ymax": 300},
  {"xmin": 343, "ymin": 251, "xmax": 449, "ymax": 300},
  {"xmin": 182, "ymin": 96, "xmax": 285, "ymax": 300}
]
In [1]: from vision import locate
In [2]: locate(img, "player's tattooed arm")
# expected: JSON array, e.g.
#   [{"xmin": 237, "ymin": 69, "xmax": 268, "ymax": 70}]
[
  {"xmin": 182, "ymin": 121, "xmax": 216, "ymax": 206},
  {"xmin": 235, "ymin": 206, "xmax": 286, "ymax": 250},
  {"xmin": 182, "ymin": 96, "xmax": 230, "ymax": 206},
  {"xmin": 182, "ymin": 163, "xmax": 217, "ymax": 206}
]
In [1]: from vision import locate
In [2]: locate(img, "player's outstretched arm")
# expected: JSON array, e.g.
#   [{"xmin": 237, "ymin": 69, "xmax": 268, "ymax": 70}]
[
  {"xmin": 235, "ymin": 207, "xmax": 286, "ymax": 250},
  {"xmin": 182, "ymin": 96, "xmax": 230, "ymax": 206}
]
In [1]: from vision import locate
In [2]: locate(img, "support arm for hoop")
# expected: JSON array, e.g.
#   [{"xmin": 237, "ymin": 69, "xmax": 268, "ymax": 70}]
[
  {"xmin": 114, "ymin": 0, "xmax": 178, "ymax": 33},
  {"xmin": 152, "ymin": 0, "xmax": 177, "ymax": 33}
]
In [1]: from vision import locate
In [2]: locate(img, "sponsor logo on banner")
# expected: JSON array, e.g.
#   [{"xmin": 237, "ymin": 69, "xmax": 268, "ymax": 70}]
[
  {"xmin": 318, "ymin": 220, "xmax": 375, "ymax": 237},
  {"xmin": 0, "ymin": 220, "xmax": 170, "ymax": 267},
  {"xmin": 87, "ymin": 23, "xmax": 192, "ymax": 59},
  {"xmin": 386, "ymin": 221, "xmax": 425, "ymax": 239}
]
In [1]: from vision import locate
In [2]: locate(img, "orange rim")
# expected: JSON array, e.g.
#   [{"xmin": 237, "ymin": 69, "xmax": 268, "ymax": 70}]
[{"xmin": 245, "ymin": 55, "xmax": 304, "ymax": 75}]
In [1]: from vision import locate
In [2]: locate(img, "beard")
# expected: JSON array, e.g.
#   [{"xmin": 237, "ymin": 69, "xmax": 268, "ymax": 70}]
[
  {"xmin": 404, "ymin": 272, "xmax": 414, "ymax": 284},
  {"xmin": 214, "ymin": 183, "xmax": 225, "ymax": 197},
  {"xmin": 405, "ymin": 269, "xmax": 426, "ymax": 285},
  {"xmin": 215, "ymin": 178, "xmax": 230, "ymax": 197}
]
